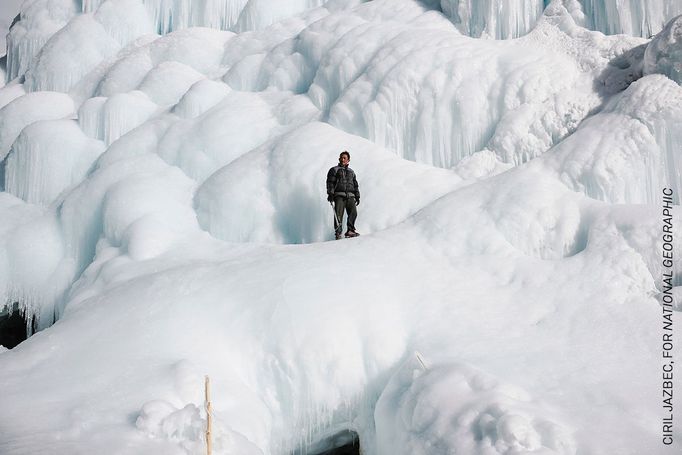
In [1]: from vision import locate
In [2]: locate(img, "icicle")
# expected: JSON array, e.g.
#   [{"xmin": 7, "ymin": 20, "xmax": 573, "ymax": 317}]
[
  {"xmin": 5, "ymin": 30, "xmax": 49, "ymax": 83},
  {"xmin": 82, "ymin": 0, "xmax": 105, "ymax": 13},
  {"xmin": 78, "ymin": 97, "xmax": 108, "ymax": 142},
  {"xmin": 440, "ymin": 0, "xmax": 545, "ymax": 39},
  {"xmin": 5, "ymin": 0, "xmax": 78, "ymax": 83},
  {"xmin": 101, "ymin": 92, "xmax": 158, "ymax": 146},
  {"xmin": 5, "ymin": 119, "xmax": 105, "ymax": 205},
  {"xmin": 1, "ymin": 210, "xmax": 74, "ymax": 335},
  {"xmin": 580, "ymin": 0, "xmax": 682, "ymax": 37}
]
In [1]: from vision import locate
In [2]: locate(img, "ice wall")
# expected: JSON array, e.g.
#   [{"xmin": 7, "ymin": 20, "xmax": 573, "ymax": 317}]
[
  {"xmin": 7, "ymin": 0, "xmax": 682, "ymax": 92},
  {"xmin": 0, "ymin": 0, "xmax": 677, "ymax": 333},
  {"xmin": 0, "ymin": 1, "xmax": 680, "ymax": 453},
  {"xmin": 440, "ymin": 0, "xmax": 545, "ymax": 39},
  {"xmin": 5, "ymin": 0, "xmax": 330, "ymax": 85},
  {"xmin": 84, "ymin": 0, "xmax": 331, "ymax": 35},
  {"xmin": 0, "ymin": 0, "xmax": 673, "ymax": 331},
  {"xmin": 581, "ymin": 0, "xmax": 682, "ymax": 38},
  {"xmin": 322, "ymin": 3, "xmax": 644, "ymax": 168},
  {"xmin": 438, "ymin": 0, "xmax": 682, "ymax": 39}
]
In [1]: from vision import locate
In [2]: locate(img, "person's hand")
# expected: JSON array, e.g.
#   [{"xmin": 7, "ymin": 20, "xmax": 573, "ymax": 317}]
[
  {"xmin": 355, "ymin": 198, "xmax": 360, "ymax": 206},
  {"xmin": 327, "ymin": 194, "xmax": 334, "ymax": 202}
]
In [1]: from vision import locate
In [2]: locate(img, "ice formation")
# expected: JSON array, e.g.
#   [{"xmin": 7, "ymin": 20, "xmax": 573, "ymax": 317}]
[
  {"xmin": 5, "ymin": 0, "xmax": 79, "ymax": 82},
  {"xmin": 440, "ymin": 0, "xmax": 545, "ymax": 38},
  {"xmin": 438, "ymin": 0, "xmax": 682, "ymax": 39},
  {"xmin": 580, "ymin": 0, "xmax": 682, "ymax": 38},
  {"xmin": 375, "ymin": 359, "xmax": 576, "ymax": 454},
  {"xmin": 644, "ymin": 14, "xmax": 682, "ymax": 84},
  {"xmin": 0, "ymin": 0, "xmax": 681, "ymax": 454}
]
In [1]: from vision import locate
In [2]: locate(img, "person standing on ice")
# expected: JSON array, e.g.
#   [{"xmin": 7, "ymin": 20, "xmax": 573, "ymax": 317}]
[{"xmin": 326, "ymin": 151, "xmax": 360, "ymax": 240}]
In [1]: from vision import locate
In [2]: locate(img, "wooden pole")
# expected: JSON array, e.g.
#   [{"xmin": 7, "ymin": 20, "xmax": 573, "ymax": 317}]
[{"xmin": 205, "ymin": 375, "xmax": 212, "ymax": 455}]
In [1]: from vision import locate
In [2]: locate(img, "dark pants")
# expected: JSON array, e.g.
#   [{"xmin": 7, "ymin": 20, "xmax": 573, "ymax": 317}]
[{"xmin": 334, "ymin": 196, "xmax": 357, "ymax": 234}]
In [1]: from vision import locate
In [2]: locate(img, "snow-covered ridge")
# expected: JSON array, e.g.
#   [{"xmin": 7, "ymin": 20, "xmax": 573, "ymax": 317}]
[{"xmin": 0, "ymin": 0, "xmax": 681, "ymax": 454}]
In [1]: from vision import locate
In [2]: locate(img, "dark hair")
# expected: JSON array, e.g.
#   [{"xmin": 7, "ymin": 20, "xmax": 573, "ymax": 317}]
[{"xmin": 339, "ymin": 151, "xmax": 350, "ymax": 160}]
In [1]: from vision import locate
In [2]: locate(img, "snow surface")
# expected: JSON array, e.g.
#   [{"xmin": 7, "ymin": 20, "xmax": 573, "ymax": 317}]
[{"xmin": 0, "ymin": 0, "xmax": 681, "ymax": 454}]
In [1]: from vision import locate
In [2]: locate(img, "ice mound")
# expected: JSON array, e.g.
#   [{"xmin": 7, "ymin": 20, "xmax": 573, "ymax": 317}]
[
  {"xmin": 136, "ymin": 401, "xmax": 206, "ymax": 450},
  {"xmin": 644, "ymin": 15, "xmax": 682, "ymax": 85},
  {"xmin": 24, "ymin": 14, "xmax": 122, "ymax": 93},
  {"xmin": 97, "ymin": 27, "xmax": 233, "ymax": 97},
  {"xmin": 157, "ymin": 91, "xmax": 319, "ymax": 182},
  {"xmin": 78, "ymin": 91, "xmax": 159, "ymax": 145},
  {"xmin": 0, "ymin": 82, "xmax": 26, "ymax": 111},
  {"xmin": 194, "ymin": 122, "xmax": 464, "ymax": 243},
  {"xmin": 5, "ymin": 119, "xmax": 105, "ymax": 205},
  {"xmin": 546, "ymin": 75, "xmax": 682, "ymax": 204},
  {"xmin": 172, "ymin": 80, "xmax": 232, "ymax": 118},
  {"xmin": 5, "ymin": 0, "xmax": 78, "ymax": 82},
  {"xmin": 375, "ymin": 358, "xmax": 576, "ymax": 454},
  {"xmin": 0, "ymin": 91, "xmax": 75, "ymax": 160},
  {"xmin": 136, "ymin": 400, "xmax": 264, "ymax": 454}
]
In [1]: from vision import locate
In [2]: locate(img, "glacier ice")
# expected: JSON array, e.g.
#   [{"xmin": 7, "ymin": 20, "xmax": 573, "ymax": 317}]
[{"xmin": 0, "ymin": 0, "xmax": 680, "ymax": 454}]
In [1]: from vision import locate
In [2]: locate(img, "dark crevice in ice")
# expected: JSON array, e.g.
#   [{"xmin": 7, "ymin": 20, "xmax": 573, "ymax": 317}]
[
  {"xmin": 0, "ymin": 303, "xmax": 30, "ymax": 349},
  {"xmin": 297, "ymin": 429, "xmax": 360, "ymax": 455}
]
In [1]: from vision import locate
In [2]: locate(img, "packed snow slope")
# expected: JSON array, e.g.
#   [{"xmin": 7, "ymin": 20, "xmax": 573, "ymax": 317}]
[{"xmin": 1, "ymin": 0, "xmax": 682, "ymax": 454}]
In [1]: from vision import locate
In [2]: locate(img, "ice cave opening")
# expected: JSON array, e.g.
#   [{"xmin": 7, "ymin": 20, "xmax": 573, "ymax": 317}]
[
  {"xmin": 0, "ymin": 302, "xmax": 29, "ymax": 349},
  {"xmin": 304, "ymin": 429, "xmax": 361, "ymax": 455}
]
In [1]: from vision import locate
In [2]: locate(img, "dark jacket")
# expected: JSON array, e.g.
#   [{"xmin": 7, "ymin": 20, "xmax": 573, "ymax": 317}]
[{"xmin": 326, "ymin": 164, "xmax": 360, "ymax": 199}]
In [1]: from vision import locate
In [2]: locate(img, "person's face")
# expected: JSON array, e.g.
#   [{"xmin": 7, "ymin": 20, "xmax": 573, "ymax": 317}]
[{"xmin": 340, "ymin": 155, "xmax": 349, "ymax": 165}]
